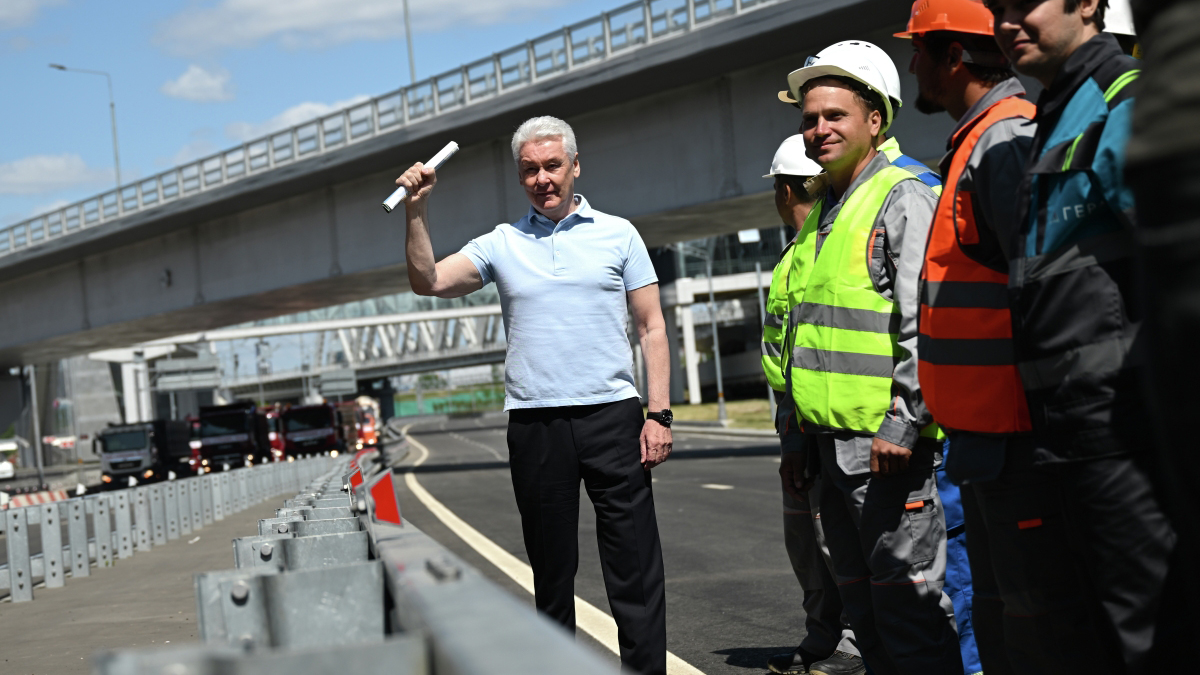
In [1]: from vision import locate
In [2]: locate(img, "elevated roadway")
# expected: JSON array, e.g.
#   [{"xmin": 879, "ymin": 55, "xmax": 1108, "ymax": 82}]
[{"xmin": 0, "ymin": 0, "xmax": 948, "ymax": 366}]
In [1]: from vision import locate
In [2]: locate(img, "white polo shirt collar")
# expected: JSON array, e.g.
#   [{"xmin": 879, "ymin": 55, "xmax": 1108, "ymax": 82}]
[{"xmin": 526, "ymin": 194, "xmax": 595, "ymax": 231}]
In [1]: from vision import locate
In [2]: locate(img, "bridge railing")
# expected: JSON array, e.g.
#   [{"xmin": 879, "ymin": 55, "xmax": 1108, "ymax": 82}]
[
  {"xmin": 0, "ymin": 457, "xmax": 330, "ymax": 603},
  {"xmin": 0, "ymin": 0, "xmax": 779, "ymax": 259},
  {"xmin": 95, "ymin": 439, "xmax": 621, "ymax": 674}
]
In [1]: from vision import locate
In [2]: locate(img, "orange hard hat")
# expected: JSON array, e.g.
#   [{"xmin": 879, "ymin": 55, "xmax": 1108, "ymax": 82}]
[{"xmin": 894, "ymin": 0, "xmax": 995, "ymax": 39}]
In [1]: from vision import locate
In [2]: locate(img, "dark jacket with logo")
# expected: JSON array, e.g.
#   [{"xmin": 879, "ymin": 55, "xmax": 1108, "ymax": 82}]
[{"xmin": 1010, "ymin": 33, "xmax": 1142, "ymax": 462}]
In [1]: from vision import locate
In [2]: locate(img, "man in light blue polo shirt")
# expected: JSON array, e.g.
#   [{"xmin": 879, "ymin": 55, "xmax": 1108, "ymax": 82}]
[{"xmin": 395, "ymin": 116, "xmax": 673, "ymax": 675}]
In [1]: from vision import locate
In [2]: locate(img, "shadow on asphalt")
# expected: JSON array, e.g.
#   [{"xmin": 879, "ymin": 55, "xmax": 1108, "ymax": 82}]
[
  {"xmin": 712, "ymin": 646, "xmax": 794, "ymax": 669},
  {"xmin": 395, "ymin": 444, "xmax": 778, "ymax": 476}
]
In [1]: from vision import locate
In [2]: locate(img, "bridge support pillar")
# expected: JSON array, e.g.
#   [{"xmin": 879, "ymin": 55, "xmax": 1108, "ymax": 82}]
[
  {"xmin": 680, "ymin": 306, "xmax": 702, "ymax": 405},
  {"xmin": 662, "ymin": 303, "xmax": 685, "ymax": 405}
]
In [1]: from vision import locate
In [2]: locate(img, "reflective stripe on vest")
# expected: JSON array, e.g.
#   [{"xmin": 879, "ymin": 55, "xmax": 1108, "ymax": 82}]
[
  {"xmin": 762, "ymin": 243, "xmax": 798, "ymax": 392},
  {"xmin": 790, "ymin": 164, "xmax": 942, "ymax": 439},
  {"xmin": 879, "ymin": 138, "xmax": 944, "ymax": 197},
  {"xmin": 919, "ymin": 95, "xmax": 1035, "ymax": 435}
]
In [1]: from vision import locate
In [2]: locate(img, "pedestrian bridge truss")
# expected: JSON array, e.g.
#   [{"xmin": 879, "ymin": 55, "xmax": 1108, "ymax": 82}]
[{"xmin": 144, "ymin": 305, "xmax": 506, "ymax": 400}]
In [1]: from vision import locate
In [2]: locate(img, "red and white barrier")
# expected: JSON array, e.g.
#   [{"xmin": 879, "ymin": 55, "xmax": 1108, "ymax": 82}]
[{"xmin": 2, "ymin": 489, "xmax": 69, "ymax": 509}]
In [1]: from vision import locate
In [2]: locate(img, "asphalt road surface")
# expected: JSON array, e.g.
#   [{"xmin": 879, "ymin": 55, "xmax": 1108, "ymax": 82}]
[{"xmin": 395, "ymin": 414, "xmax": 807, "ymax": 675}]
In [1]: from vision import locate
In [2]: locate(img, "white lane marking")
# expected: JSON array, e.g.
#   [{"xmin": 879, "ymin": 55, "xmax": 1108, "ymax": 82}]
[
  {"xmin": 448, "ymin": 431, "xmax": 505, "ymax": 462},
  {"xmin": 402, "ymin": 428, "xmax": 705, "ymax": 675},
  {"xmin": 700, "ymin": 484, "xmax": 735, "ymax": 491}
]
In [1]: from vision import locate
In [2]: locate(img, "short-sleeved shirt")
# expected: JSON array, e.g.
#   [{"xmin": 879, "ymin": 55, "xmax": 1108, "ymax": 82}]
[{"xmin": 460, "ymin": 194, "xmax": 658, "ymax": 410}]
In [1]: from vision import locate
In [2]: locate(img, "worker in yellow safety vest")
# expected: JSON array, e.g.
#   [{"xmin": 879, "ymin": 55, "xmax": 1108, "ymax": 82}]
[
  {"xmin": 779, "ymin": 40, "xmax": 962, "ymax": 674},
  {"xmin": 761, "ymin": 135, "xmax": 862, "ymax": 675}
]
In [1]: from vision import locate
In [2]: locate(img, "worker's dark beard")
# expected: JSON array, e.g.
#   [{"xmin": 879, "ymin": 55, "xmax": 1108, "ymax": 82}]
[{"xmin": 915, "ymin": 93, "xmax": 946, "ymax": 115}]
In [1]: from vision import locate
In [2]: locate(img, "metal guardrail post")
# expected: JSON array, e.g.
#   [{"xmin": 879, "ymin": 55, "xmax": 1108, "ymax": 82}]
[
  {"xmin": 39, "ymin": 503, "xmax": 66, "ymax": 588},
  {"xmin": 114, "ymin": 490, "xmax": 133, "ymax": 559},
  {"xmin": 6, "ymin": 508, "xmax": 33, "ymax": 602},
  {"xmin": 150, "ymin": 484, "xmax": 168, "ymax": 546},
  {"xmin": 165, "ymin": 482, "xmax": 181, "ymax": 540},
  {"xmin": 92, "ymin": 494, "xmax": 114, "ymax": 567},
  {"xmin": 179, "ymin": 479, "xmax": 193, "ymax": 535},
  {"xmin": 213, "ymin": 474, "xmax": 226, "ymax": 522},
  {"xmin": 200, "ymin": 475, "xmax": 214, "ymax": 525},
  {"xmin": 189, "ymin": 477, "xmax": 203, "ymax": 528},
  {"xmin": 68, "ymin": 499, "xmax": 90, "ymax": 578},
  {"xmin": 602, "ymin": 12, "xmax": 612, "ymax": 57},
  {"xmin": 217, "ymin": 473, "xmax": 228, "ymax": 517},
  {"xmin": 134, "ymin": 487, "xmax": 152, "ymax": 551},
  {"xmin": 564, "ymin": 27, "xmax": 575, "ymax": 69}
]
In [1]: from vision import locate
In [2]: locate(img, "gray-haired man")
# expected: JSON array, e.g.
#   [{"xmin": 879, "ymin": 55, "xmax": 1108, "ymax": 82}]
[{"xmin": 395, "ymin": 116, "xmax": 671, "ymax": 675}]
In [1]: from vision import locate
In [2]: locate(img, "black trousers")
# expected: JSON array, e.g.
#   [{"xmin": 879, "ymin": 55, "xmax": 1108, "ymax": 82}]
[
  {"xmin": 507, "ymin": 398, "xmax": 667, "ymax": 675},
  {"xmin": 961, "ymin": 440, "xmax": 1175, "ymax": 675}
]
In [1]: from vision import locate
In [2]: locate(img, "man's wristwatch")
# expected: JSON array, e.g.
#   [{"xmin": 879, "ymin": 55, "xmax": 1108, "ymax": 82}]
[{"xmin": 647, "ymin": 409, "xmax": 673, "ymax": 428}]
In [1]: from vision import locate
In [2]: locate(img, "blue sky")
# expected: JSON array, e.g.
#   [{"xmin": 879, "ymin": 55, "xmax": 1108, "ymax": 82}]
[{"xmin": 0, "ymin": 0, "xmax": 621, "ymax": 226}]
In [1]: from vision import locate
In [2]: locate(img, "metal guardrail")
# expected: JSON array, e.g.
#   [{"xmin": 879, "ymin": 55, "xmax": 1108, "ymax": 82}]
[
  {"xmin": 0, "ymin": 457, "xmax": 331, "ymax": 602},
  {"xmin": 1, "ymin": 0, "xmax": 781, "ymax": 259},
  {"xmin": 96, "ymin": 436, "xmax": 621, "ymax": 674}
]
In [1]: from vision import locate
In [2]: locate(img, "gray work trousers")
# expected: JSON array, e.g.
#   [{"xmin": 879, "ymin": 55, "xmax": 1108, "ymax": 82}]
[
  {"xmin": 783, "ymin": 474, "xmax": 859, "ymax": 658},
  {"xmin": 814, "ymin": 433, "xmax": 962, "ymax": 675}
]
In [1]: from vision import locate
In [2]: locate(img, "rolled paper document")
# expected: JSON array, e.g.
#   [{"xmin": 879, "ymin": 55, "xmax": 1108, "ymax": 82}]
[{"xmin": 381, "ymin": 141, "xmax": 460, "ymax": 213}]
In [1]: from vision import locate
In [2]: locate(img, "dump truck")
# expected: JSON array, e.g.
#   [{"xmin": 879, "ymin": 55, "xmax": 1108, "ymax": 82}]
[
  {"xmin": 97, "ymin": 419, "xmax": 192, "ymax": 488},
  {"xmin": 196, "ymin": 402, "xmax": 271, "ymax": 472}
]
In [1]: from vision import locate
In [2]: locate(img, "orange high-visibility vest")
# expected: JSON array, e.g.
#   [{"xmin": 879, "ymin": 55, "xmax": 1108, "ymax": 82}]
[{"xmin": 919, "ymin": 95, "xmax": 1035, "ymax": 434}]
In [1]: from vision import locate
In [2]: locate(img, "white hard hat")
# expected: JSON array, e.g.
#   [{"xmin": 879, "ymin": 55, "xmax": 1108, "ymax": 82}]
[
  {"xmin": 764, "ymin": 135, "xmax": 822, "ymax": 178},
  {"xmin": 1105, "ymin": 0, "xmax": 1135, "ymax": 37},
  {"xmin": 779, "ymin": 40, "xmax": 903, "ymax": 133}
]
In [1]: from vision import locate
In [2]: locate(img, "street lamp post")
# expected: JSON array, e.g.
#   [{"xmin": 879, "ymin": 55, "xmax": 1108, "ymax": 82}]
[
  {"xmin": 49, "ymin": 64, "xmax": 122, "ymax": 189},
  {"xmin": 25, "ymin": 365, "xmax": 46, "ymax": 488},
  {"xmin": 401, "ymin": 0, "xmax": 417, "ymax": 85}
]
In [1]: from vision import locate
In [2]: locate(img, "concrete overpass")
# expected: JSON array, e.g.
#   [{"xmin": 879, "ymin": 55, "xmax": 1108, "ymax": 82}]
[{"xmin": 0, "ymin": 0, "xmax": 951, "ymax": 366}]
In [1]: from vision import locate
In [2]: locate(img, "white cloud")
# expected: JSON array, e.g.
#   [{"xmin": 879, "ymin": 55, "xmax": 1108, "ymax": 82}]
[
  {"xmin": 161, "ymin": 65, "xmax": 234, "ymax": 102},
  {"xmin": 0, "ymin": 154, "xmax": 112, "ymax": 195},
  {"xmin": 0, "ymin": 0, "xmax": 65, "ymax": 30},
  {"xmin": 225, "ymin": 94, "xmax": 370, "ymax": 142},
  {"xmin": 155, "ymin": 0, "xmax": 567, "ymax": 56}
]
